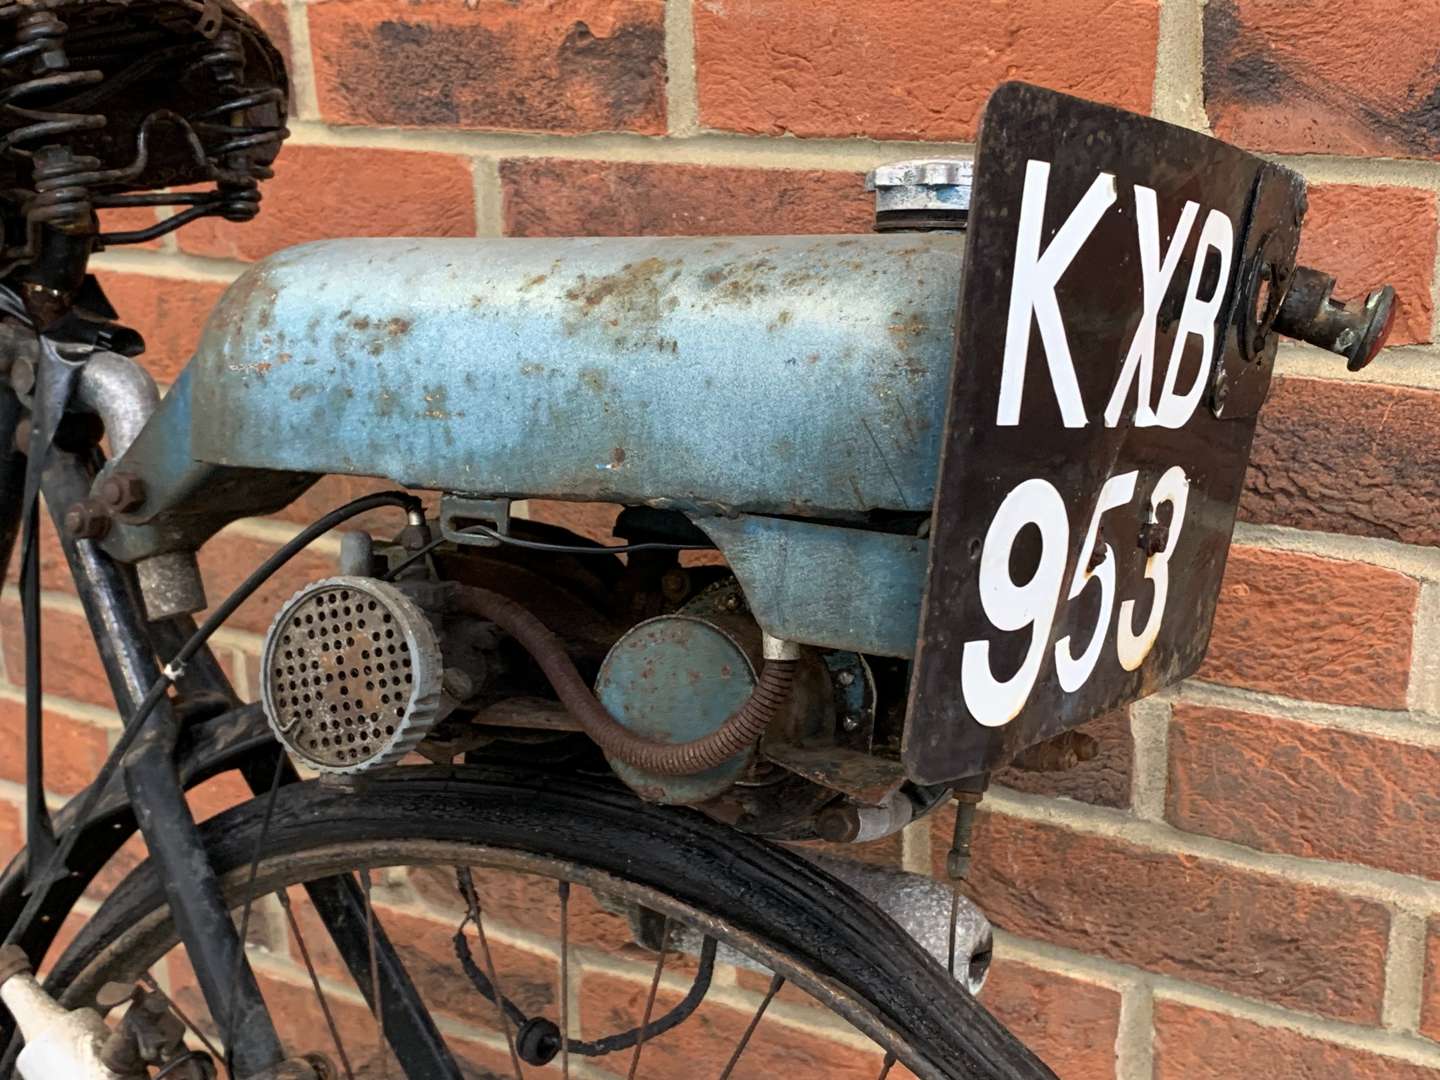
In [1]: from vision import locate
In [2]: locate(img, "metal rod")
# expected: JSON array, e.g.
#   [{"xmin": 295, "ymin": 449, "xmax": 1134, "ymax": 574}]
[
  {"xmin": 36, "ymin": 449, "xmax": 286, "ymax": 1075},
  {"xmin": 276, "ymin": 888, "xmax": 356, "ymax": 1080},
  {"xmin": 460, "ymin": 870, "xmax": 523, "ymax": 1080},
  {"xmin": 363, "ymin": 869, "xmax": 387, "ymax": 1079},
  {"xmin": 558, "ymin": 880, "xmax": 571, "ymax": 1080},
  {"xmin": 0, "ymin": 386, "xmax": 24, "ymax": 602},
  {"xmin": 718, "ymin": 973, "xmax": 784, "ymax": 1080},
  {"xmin": 628, "ymin": 919, "xmax": 672, "ymax": 1080}
]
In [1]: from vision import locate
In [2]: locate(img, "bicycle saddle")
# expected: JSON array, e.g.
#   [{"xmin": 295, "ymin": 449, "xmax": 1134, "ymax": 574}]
[{"xmin": 0, "ymin": 0, "xmax": 287, "ymax": 270}]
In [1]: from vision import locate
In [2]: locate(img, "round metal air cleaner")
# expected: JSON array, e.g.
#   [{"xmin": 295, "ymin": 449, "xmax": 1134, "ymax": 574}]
[{"xmin": 261, "ymin": 577, "xmax": 443, "ymax": 774}]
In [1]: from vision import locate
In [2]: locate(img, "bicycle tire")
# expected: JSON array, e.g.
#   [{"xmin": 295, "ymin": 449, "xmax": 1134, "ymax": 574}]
[{"xmin": 37, "ymin": 764, "xmax": 1054, "ymax": 1080}]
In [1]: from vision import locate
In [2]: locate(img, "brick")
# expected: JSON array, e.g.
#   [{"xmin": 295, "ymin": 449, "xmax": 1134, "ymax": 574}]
[
  {"xmin": 1424, "ymin": 916, "xmax": 1440, "ymax": 1040},
  {"xmin": 181, "ymin": 145, "xmax": 475, "ymax": 263},
  {"xmin": 169, "ymin": 960, "xmax": 548, "ymax": 1077},
  {"xmin": 1156, "ymin": 1000, "xmax": 1435, "ymax": 1079},
  {"xmin": 186, "ymin": 770, "xmax": 254, "ymax": 822},
  {"xmin": 1169, "ymin": 705, "xmax": 1440, "ymax": 879},
  {"xmin": 1204, "ymin": 0, "xmax": 1440, "ymax": 158},
  {"xmin": 979, "ymin": 960, "xmax": 1120, "ymax": 1080},
  {"xmin": 0, "ymin": 699, "xmax": 108, "ymax": 797},
  {"xmin": 1198, "ymin": 546, "xmax": 1417, "ymax": 709},
  {"xmin": 1, "ymin": 602, "xmax": 116, "ymax": 712},
  {"xmin": 523, "ymin": 500, "xmax": 620, "ymax": 545},
  {"xmin": 941, "ymin": 809, "xmax": 1390, "ymax": 1023},
  {"xmin": 94, "ymin": 272, "xmax": 229, "ymax": 386},
  {"xmin": 581, "ymin": 969, "xmax": 904, "ymax": 1078},
  {"xmin": 1298, "ymin": 185, "xmax": 1437, "ymax": 346},
  {"xmin": 287, "ymin": 896, "xmax": 557, "ymax": 1036},
  {"xmin": 995, "ymin": 709, "xmax": 1132, "ymax": 810},
  {"xmin": 1244, "ymin": 377, "xmax": 1440, "ymax": 549},
  {"xmin": 694, "ymin": 0, "xmax": 1159, "ymax": 141},
  {"xmin": 309, "ymin": 0, "xmax": 666, "ymax": 134},
  {"xmin": 195, "ymin": 529, "xmax": 337, "ymax": 636},
  {"xmin": 409, "ymin": 864, "xmax": 631, "ymax": 952},
  {"xmin": 502, "ymin": 160, "xmax": 873, "ymax": 237}
]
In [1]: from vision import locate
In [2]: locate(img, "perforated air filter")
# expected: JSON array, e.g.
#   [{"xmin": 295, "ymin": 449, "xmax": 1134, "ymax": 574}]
[{"xmin": 261, "ymin": 577, "xmax": 443, "ymax": 774}]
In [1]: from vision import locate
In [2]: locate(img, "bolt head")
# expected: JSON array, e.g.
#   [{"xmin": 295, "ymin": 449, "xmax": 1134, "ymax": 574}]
[
  {"xmin": 837, "ymin": 670, "xmax": 856, "ymax": 687},
  {"xmin": 842, "ymin": 714, "xmax": 861, "ymax": 732},
  {"xmin": 64, "ymin": 501, "xmax": 110, "ymax": 540},
  {"xmin": 1138, "ymin": 521, "xmax": 1170, "ymax": 557},
  {"xmin": 98, "ymin": 472, "xmax": 146, "ymax": 513}
]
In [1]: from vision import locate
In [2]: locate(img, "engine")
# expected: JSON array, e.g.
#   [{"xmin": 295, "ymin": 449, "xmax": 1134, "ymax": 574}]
[{"xmin": 258, "ymin": 501, "xmax": 951, "ymax": 844}]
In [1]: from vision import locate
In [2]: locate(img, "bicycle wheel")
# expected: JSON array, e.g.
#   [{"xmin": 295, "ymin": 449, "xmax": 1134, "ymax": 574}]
[{"xmin": 34, "ymin": 764, "xmax": 1052, "ymax": 1080}]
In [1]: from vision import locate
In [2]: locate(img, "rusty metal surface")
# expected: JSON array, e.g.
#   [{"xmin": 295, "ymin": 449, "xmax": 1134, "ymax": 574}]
[
  {"xmin": 695, "ymin": 513, "xmax": 927, "ymax": 657},
  {"xmin": 594, "ymin": 614, "xmax": 758, "ymax": 805},
  {"xmin": 178, "ymin": 233, "xmax": 965, "ymax": 519}
]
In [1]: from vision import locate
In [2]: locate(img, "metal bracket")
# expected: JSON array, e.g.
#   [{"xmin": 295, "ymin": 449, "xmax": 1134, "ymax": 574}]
[{"xmin": 438, "ymin": 495, "xmax": 512, "ymax": 548}]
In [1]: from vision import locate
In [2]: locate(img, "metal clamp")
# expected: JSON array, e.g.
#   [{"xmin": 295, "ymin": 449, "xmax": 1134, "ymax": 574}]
[{"xmin": 438, "ymin": 494, "xmax": 512, "ymax": 548}]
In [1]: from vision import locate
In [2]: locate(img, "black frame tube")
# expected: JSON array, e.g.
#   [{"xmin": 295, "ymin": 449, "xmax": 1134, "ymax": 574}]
[
  {"xmin": 0, "ymin": 445, "xmax": 461, "ymax": 1078},
  {"xmin": 37, "ymin": 447, "xmax": 287, "ymax": 1076}
]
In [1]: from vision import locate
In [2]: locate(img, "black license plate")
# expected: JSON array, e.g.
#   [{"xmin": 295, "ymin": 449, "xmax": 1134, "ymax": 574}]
[{"xmin": 904, "ymin": 83, "xmax": 1308, "ymax": 785}]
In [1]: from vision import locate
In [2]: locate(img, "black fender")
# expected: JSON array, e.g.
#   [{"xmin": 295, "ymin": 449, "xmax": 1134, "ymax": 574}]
[{"xmin": 0, "ymin": 703, "xmax": 275, "ymax": 964}]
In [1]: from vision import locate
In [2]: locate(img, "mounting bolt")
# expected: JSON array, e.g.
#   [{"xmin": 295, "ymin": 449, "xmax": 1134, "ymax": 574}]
[
  {"xmin": 64, "ymin": 500, "xmax": 111, "ymax": 540},
  {"xmin": 1138, "ymin": 521, "xmax": 1170, "ymax": 557},
  {"xmin": 97, "ymin": 471, "xmax": 146, "ymax": 514},
  {"xmin": 842, "ymin": 714, "xmax": 861, "ymax": 732}
]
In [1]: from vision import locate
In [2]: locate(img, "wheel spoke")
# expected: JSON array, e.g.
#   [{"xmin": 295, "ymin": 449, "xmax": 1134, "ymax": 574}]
[
  {"xmin": 458, "ymin": 867, "xmax": 525, "ymax": 1079},
  {"xmin": 276, "ymin": 887, "xmax": 356, "ymax": 1080},
  {"xmin": 558, "ymin": 880, "xmax": 571, "ymax": 1080},
  {"xmin": 718, "ymin": 972, "xmax": 784, "ymax": 1080},
  {"xmin": 627, "ymin": 918, "xmax": 672, "ymax": 1080},
  {"xmin": 948, "ymin": 890, "xmax": 960, "ymax": 979},
  {"xmin": 363, "ymin": 869, "xmax": 387, "ymax": 1079},
  {"xmin": 877, "ymin": 1051, "xmax": 897, "ymax": 1079}
]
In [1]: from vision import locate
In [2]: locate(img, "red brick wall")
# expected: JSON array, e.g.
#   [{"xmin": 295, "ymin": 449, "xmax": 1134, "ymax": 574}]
[{"xmin": 4, "ymin": 2, "xmax": 1440, "ymax": 1077}]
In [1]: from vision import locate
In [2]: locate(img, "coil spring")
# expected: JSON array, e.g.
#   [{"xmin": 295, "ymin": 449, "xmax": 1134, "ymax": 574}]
[
  {"xmin": 0, "ymin": 9, "xmax": 106, "ymax": 233},
  {"xmin": 191, "ymin": 28, "xmax": 285, "ymax": 223}
]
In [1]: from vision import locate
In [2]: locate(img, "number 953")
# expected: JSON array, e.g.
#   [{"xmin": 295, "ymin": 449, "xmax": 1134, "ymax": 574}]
[{"xmin": 962, "ymin": 465, "xmax": 1190, "ymax": 727}]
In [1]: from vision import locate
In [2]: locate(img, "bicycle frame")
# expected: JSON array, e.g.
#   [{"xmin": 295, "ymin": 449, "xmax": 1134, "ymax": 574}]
[{"xmin": 0, "ymin": 404, "xmax": 465, "ymax": 1077}]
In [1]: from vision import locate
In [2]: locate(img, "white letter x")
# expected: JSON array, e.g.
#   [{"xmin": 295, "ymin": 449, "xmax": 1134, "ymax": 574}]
[{"xmin": 1103, "ymin": 186, "xmax": 1199, "ymax": 428}]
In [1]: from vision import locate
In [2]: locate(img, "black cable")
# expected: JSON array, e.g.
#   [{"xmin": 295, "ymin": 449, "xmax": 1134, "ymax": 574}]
[
  {"xmin": 7, "ymin": 490, "xmax": 423, "ymax": 944},
  {"xmin": 384, "ymin": 523, "xmax": 710, "ymax": 582}
]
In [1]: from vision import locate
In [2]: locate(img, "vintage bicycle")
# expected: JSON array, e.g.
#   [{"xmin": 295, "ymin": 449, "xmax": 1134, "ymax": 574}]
[{"xmin": 0, "ymin": 3, "xmax": 1399, "ymax": 1078}]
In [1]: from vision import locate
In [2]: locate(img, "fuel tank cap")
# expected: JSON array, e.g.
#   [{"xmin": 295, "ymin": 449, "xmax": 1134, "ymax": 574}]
[{"xmin": 865, "ymin": 158, "xmax": 972, "ymax": 232}]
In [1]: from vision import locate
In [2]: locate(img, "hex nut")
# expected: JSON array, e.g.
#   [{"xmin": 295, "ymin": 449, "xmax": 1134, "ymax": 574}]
[
  {"xmin": 98, "ymin": 471, "xmax": 147, "ymax": 513},
  {"xmin": 64, "ymin": 500, "xmax": 111, "ymax": 540}
]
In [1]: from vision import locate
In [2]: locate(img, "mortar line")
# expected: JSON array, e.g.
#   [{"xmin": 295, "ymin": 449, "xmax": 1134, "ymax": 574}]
[
  {"xmin": 1150, "ymin": 0, "xmax": 1207, "ymax": 131},
  {"xmin": 985, "ymin": 785, "xmax": 1440, "ymax": 910},
  {"xmin": 282, "ymin": 118, "xmax": 973, "ymax": 171},
  {"xmin": 472, "ymin": 156, "xmax": 504, "ymax": 237},
  {"xmin": 1410, "ymin": 584, "xmax": 1440, "ymax": 717},
  {"xmin": 1171, "ymin": 679, "xmax": 1440, "ymax": 740},
  {"xmin": 1230, "ymin": 520, "xmax": 1440, "ymax": 583},
  {"xmin": 663, "ymin": 0, "xmax": 700, "ymax": 137},
  {"xmin": 1382, "ymin": 910, "xmax": 1428, "ymax": 1033},
  {"xmin": 998, "ymin": 929, "xmax": 1440, "ymax": 1068},
  {"xmin": 1116, "ymin": 979, "xmax": 1156, "ymax": 1080},
  {"xmin": 1129, "ymin": 698, "xmax": 1171, "ymax": 821},
  {"xmin": 901, "ymin": 811, "xmax": 933, "ymax": 874},
  {"xmin": 286, "ymin": 0, "xmax": 321, "ymax": 122},
  {"xmin": 1275, "ymin": 342, "xmax": 1440, "ymax": 391},
  {"xmin": 89, "ymin": 248, "xmax": 248, "ymax": 284}
]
